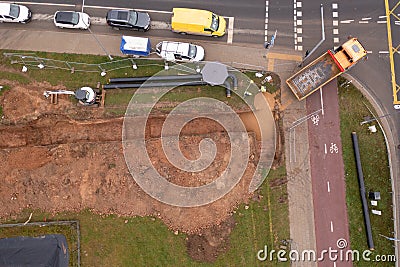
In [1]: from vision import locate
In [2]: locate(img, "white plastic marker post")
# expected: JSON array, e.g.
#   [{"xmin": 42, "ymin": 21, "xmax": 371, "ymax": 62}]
[{"xmin": 270, "ymin": 30, "xmax": 277, "ymax": 47}]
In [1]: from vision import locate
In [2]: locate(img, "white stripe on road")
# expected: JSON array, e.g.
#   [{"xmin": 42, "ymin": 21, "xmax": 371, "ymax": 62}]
[
  {"xmin": 15, "ymin": 1, "xmax": 173, "ymax": 13},
  {"xmin": 377, "ymin": 21, "xmax": 387, "ymax": 24},
  {"xmin": 32, "ymin": 14, "xmax": 53, "ymax": 20},
  {"xmin": 340, "ymin": 20, "xmax": 354, "ymax": 24},
  {"xmin": 320, "ymin": 88, "xmax": 325, "ymax": 116},
  {"xmin": 379, "ymin": 15, "xmax": 387, "ymax": 18},
  {"xmin": 361, "ymin": 17, "xmax": 372, "ymax": 20},
  {"xmin": 15, "ymin": 1, "xmax": 74, "ymax": 7},
  {"xmin": 324, "ymin": 144, "xmax": 327, "ymax": 154},
  {"xmin": 359, "ymin": 21, "xmax": 369, "ymax": 24},
  {"xmin": 327, "ymin": 181, "xmax": 331, "ymax": 192},
  {"xmin": 227, "ymin": 17, "xmax": 234, "ymax": 44},
  {"xmin": 330, "ymin": 221, "xmax": 334, "ymax": 232}
]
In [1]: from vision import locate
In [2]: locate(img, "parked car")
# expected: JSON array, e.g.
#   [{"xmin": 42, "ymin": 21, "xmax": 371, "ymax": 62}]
[
  {"xmin": 53, "ymin": 11, "xmax": 90, "ymax": 29},
  {"xmin": 106, "ymin": 9, "xmax": 150, "ymax": 31},
  {"xmin": 156, "ymin": 41, "xmax": 205, "ymax": 62},
  {"xmin": 0, "ymin": 3, "xmax": 32, "ymax": 23}
]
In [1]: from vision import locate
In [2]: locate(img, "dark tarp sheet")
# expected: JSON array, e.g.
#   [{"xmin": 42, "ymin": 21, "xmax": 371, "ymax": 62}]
[{"xmin": 0, "ymin": 234, "xmax": 69, "ymax": 267}]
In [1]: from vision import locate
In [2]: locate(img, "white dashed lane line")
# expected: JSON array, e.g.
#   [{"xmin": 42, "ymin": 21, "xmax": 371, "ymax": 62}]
[
  {"xmin": 332, "ymin": 3, "xmax": 339, "ymax": 50},
  {"xmin": 327, "ymin": 181, "xmax": 331, "ymax": 193},
  {"xmin": 265, "ymin": 0, "xmax": 269, "ymax": 42},
  {"xmin": 340, "ymin": 20, "xmax": 354, "ymax": 23},
  {"xmin": 294, "ymin": 0, "xmax": 303, "ymax": 51},
  {"xmin": 330, "ymin": 221, "xmax": 334, "ymax": 232}
]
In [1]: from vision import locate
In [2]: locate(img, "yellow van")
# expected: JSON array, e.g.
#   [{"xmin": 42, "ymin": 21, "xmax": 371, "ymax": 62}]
[{"xmin": 171, "ymin": 8, "xmax": 226, "ymax": 37}]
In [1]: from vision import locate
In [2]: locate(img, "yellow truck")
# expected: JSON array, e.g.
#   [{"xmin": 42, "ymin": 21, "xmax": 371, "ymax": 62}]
[
  {"xmin": 286, "ymin": 38, "xmax": 367, "ymax": 101},
  {"xmin": 171, "ymin": 8, "xmax": 226, "ymax": 37}
]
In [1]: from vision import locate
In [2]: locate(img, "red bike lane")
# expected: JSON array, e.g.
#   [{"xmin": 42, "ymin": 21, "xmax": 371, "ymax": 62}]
[{"xmin": 306, "ymin": 79, "xmax": 352, "ymax": 267}]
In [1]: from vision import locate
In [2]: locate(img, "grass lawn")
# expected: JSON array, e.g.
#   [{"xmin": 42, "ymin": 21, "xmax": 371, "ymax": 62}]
[
  {"xmin": 0, "ymin": 51, "xmax": 164, "ymax": 89},
  {"xmin": 338, "ymin": 76, "xmax": 395, "ymax": 266},
  {"xmin": 0, "ymin": 166, "xmax": 289, "ymax": 267}
]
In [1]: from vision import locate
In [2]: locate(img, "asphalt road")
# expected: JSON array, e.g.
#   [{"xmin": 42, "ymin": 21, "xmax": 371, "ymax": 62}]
[{"xmin": 2, "ymin": 0, "xmax": 268, "ymax": 46}]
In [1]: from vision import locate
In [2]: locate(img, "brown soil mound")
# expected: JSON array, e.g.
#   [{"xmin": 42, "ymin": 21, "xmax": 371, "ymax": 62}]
[{"xmin": 0, "ymin": 81, "xmax": 260, "ymax": 234}]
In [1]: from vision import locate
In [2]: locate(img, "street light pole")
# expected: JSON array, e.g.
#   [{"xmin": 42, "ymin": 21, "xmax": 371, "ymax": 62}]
[
  {"xmin": 299, "ymin": 4, "xmax": 325, "ymax": 66},
  {"xmin": 360, "ymin": 110, "xmax": 400, "ymax": 125},
  {"xmin": 79, "ymin": 0, "xmax": 112, "ymax": 61},
  {"xmin": 87, "ymin": 27, "xmax": 113, "ymax": 61}
]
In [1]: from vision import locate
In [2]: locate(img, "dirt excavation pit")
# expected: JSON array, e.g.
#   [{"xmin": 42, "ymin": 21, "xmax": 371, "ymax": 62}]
[{"xmin": 0, "ymin": 78, "xmax": 285, "ymax": 262}]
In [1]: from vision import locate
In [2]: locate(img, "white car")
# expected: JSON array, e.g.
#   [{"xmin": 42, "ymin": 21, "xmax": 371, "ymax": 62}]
[
  {"xmin": 0, "ymin": 3, "xmax": 32, "ymax": 23},
  {"xmin": 53, "ymin": 11, "xmax": 90, "ymax": 29},
  {"xmin": 156, "ymin": 41, "xmax": 205, "ymax": 62}
]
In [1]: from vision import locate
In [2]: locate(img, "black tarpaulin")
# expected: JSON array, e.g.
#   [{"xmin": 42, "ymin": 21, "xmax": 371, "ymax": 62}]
[{"xmin": 0, "ymin": 234, "xmax": 69, "ymax": 267}]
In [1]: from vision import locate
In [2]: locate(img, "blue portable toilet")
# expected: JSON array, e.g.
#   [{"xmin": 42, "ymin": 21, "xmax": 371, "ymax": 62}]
[{"xmin": 120, "ymin": 36, "xmax": 151, "ymax": 56}]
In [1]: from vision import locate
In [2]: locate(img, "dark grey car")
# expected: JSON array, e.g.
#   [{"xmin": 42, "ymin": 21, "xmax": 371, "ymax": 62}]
[{"xmin": 106, "ymin": 9, "xmax": 150, "ymax": 31}]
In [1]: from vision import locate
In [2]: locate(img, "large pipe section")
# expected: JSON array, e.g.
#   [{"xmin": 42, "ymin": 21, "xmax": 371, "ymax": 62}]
[
  {"xmin": 351, "ymin": 132, "xmax": 374, "ymax": 250},
  {"xmin": 109, "ymin": 74, "xmax": 203, "ymax": 84},
  {"xmin": 103, "ymin": 80, "xmax": 207, "ymax": 89},
  {"xmin": 106, "ymin": 73, "xmax": 238, "ymax": 98}
]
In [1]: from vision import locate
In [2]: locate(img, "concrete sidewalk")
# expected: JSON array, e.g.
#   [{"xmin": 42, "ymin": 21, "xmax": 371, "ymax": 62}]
[
  {"xmin": 0, "ymin": 29, "xmax": 299, "ymax": 71},
  {"xmin": 0, "ymin": 28, "xmax": 315, "ymax": 264}
]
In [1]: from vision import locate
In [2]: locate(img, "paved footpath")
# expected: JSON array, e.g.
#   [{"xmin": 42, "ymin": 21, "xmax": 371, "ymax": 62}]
[
  {"xmin": 306, "ymin": 80, "xmax": 352, "ymax": 267},
  {"xmin": 282, "ymin": 74, "xmax": 317, "ymax": 267}
]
